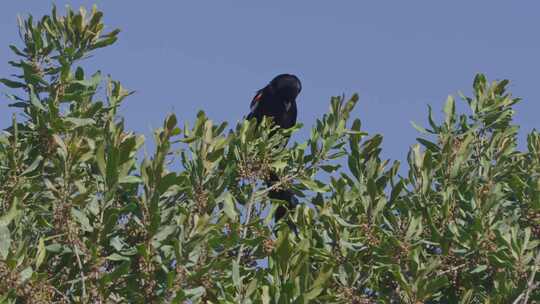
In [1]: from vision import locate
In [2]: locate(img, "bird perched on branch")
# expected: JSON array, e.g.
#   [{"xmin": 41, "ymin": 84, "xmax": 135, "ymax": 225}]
[
  {"xmin": 246, "ymin": 74, "xmax": 302, "ymax": 223},
  {"xmin": 247, "ymin": 74, "xmax": 301, "ymax": 129}
]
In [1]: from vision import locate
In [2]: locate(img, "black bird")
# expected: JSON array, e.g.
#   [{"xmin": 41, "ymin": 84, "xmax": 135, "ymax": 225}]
[{"xmin": 246, "ymin": 74, "xmax": 302, "ymax": 223}]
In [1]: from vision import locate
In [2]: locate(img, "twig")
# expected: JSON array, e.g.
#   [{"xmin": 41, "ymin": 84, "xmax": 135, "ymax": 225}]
[
  {"xmin": 254, "ymin": 173, "xmax": 296, "ymax": 199},
  {"xmin": 73, "ymin": 242, "xmax": 87, "ymax": 301},
  {"xmin": 437, "ymin": 263, "xmax": 467, "ymax": 276},
  {"xmin": 513, "ymin": 293, "xmax": 524, "ymax": 304},
  {"xmin": 237, "ymin": 183, "xmax": 257, "ymax": 265},
  {"xmin": 254, "ymin": 162, "xmax": 314, "ymax": 200},
  {"xmin": 51, "ymin": 286, "xmax": 70, "ymax": 302},
  {"xmin": 522, "ymin": 252, "xmax": 540, "ymax": 304},
  {"xmin": 235, "ymin": 182, "xmax": 258, "ymax": 303}
]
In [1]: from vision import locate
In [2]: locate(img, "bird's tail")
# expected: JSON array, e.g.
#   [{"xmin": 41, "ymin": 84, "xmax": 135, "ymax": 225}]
[
  {"xmin": 269, "ymin": 188, "xmax": 297, "ymax": 221},
  {"xmin": 267, "ymin": 172, "xmax": 298, "ymax": 234}
]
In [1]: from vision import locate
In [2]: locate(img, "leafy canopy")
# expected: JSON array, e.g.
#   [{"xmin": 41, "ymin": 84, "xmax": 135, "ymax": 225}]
[{"xmin": 0, "ymin": 5, "xmax": 539, "ymax": 304}]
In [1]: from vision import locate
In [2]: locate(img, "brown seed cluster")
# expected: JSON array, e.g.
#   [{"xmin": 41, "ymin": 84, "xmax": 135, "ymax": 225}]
[
  {"xmin": 398, "ymin": 242, "xmax": 411, "ymax": 256},
  {"xmin": 441, "ymin": 252, "xmax": 463, "ymax": 288},
  {"xmin": 51, "ymin": 83, "xmax": 66, "ymax": 103},
  {"xmin": 441, "ymin": 136, "xmax": 464, "ymax": 175},
  {"xmin": 336, "ymin": 252, "xmax": 347, "ymax": 265},
  {"xmin": 195, "ymin": 248, "xmax": 209, "ymax": 271},
  {"xmin": 0, "ymin": 261, "xmax": 19, "ymax": 295},
  {"xmin": 263, "ymin": 239, "xmax": 275, "ymax": 255},
  {"xmin": 237, "ymin": 156, "xmax": 271, "ymax": 183},
  {"xmin": 201, "ymin": 274, "xmax": 213, "ymax": 291},
  {"xmin": 138, "ymin": 256, "xmax": 157, "ymax": 301},
  {"xmin": 125, "ymin": 218, "xmax": 147, "ymax": 244},
  {"xmin": 0, "ymin": 175, "xmax": 17, "ymax": 212},
  {"xmin": 175, "ymin": 264, "xmax": 187, "ymax": 286},
  {"xmin": 339, "ymin": 287, "xmax": 373, "ymax": 304},
  {"xmin": 451, "ymin": 137, "xmax": 463, "ymax": 155},
  {"xmin": 194, "ymin": 186, "xmax": 209, "ymax": 214},
  {"xmin": 480, "ymin": 231, "xmax": 497, "ymax": 253},
  {"xmin": 37, "ymin": 128, "xmax": 55, "ymax": 157},
  {"xmin": 525, "ymin": 209, "xmax": 540, "ymax": 239},
  {"xmin": 53, "ymin": 202, "xmax": 90, "ymax": 256},
  {"xmin": 0, "ymin": 261, "xmax": 59, "ymax": 303},
  {"xmin": 89, "ymin": 257, "xmax": 106, "ymax": 281},
  {"xmin": 53, "ymin": 202, "xmax": 71, "ymax": 235},
  {"xmin": 359, "ymin": 223, "xmax": 380, "ymax": 247},
  {"xmin": 16, "ymin": 281, "xmax": 57, "ymax": 304}
]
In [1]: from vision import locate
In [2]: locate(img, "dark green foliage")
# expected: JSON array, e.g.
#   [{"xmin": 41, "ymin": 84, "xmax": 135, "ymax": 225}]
[{"xmin": 0, "ymin": 6, "xmax": 539, "ymax": 304}]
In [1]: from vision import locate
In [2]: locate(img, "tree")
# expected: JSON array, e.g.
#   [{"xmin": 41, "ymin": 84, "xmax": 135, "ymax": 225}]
[{"xmin": 0, "ymin": 6, "xmax": 538, "ymax": 303}]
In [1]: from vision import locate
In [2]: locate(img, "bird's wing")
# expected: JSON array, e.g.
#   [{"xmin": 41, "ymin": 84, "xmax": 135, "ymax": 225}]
[{"xmin": 247, "ymin": 90, "xmax": 263, "ymax": 119}]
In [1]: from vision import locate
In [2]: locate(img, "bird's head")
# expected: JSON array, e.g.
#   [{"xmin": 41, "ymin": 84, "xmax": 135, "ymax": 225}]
[{"xmin": 270, "ymin": 74, "xmax": 302, "ymax": 102}]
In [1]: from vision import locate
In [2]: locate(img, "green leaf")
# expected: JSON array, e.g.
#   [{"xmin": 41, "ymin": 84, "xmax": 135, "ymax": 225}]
[
  {"xmin": 9, "ymin": 45, "xmax": 26, "ymax": 56},
  {"xmin": 64, "ymin": 117, "xmax": 96, "ymax": 127},
  {"xmin": 96, "ymin": 143, "xmax": 106, "ymax": 177},
  {"xmin": 271, "ymin": 160, "xmax": 288, "ymax": 170},
  {"xmin": 75, "ymin": 66, "xmax": 84, "ymax": 80},
  {"xmin": 411, "ymin": 121, "xmax": 429, "ymax": 134},
  {"xmin": 0, "ymin": 78, "xmax": 26, "ymax": 88},
  {"xmin": 52, "ymin": 134, "xmax": 68, "ymax": 159},
  {"xmin": 19, "ymin": 267, "xmax": 33, "ymax": 282},
  {"xmin": 21, "ymin": 155, "xmax": 43, "ymax": 176},
  {"xmin": 473, "ymin": 73, "xmax": 487, "ymax": 94},
  {"xmin": 320, "ymin": 164, "xmax": 341, "ymax": 173},
  {"xmin": 36, "ymin": 238, "xmax": 46, "ymax": 268},
  {"xmin": 390, "ymin": 180, "xmax": 404, "ymax": 203},
  {"xmin": 91, "ymin": 36, "xmax": 118, "ymax": 50},
  {"xmin": 73, "ymin": 71, "xmax": 102, "ymax": 88},
  {"xmin": 0, "ymin": 226, "xmax": 11, "ymax": 259},
  {"xmin": 165, "ymin": 113, "xmax": 177, "ymax": 131},
  {"xmin": 71, "ymin": 208, "xmax": 93, "ymax": 232},
  {"xmin": 470, "ymin": 265, "xmax": 488, "ymax": 274},
  {"xmin": 184, "ymin": 287, "xmax": 205, "ymax": 298},
  {"xmin": 118, "ymin": 175, "xmax": 142, "ymax": 184},
  {"xmin": 0, "ymin": 197, "xmax": 19, "ymax": 226},
  {"xmin": 427, "ymin": 105, "xmax": 439, "ymax": 132},
  {"xmin": 245, "ymin": 278, "xmax": 258, "ymax": 298},
  {"xmin": 262, "ymin": 286, "xmax": 270, "ymax": 304},
  {"xmin": 417, "ymin": 138, "xmax": 440, "ymax": 152},
  {"xmin": 152, "ymin": 225, "xmax": 176, "ymax": 243},
  {"xmin": 45, "ymin": 243, "xmax": 63, "ymax": 253},
  {"xmin": 444, "ymin": 95, "xmax": 456, "ymax": 126},
  {"xmin": 7, "ymin": 102, "xmax": 27, "ymax": 108},
  {"xmin": 232, "ymin": 260, "xmax": 241, "ymax": 288},
  {"xmin": 305, "ymin": 264, "xmax": 333, "ymax": 300},
  {"xmin": 110, "ymin": 236, "xmax": 124, "ymax": 251},
  {"xmin": 299, "ymin": 177, "xmax": 329, "ymax": 193},
  {"xmin": 222, "ymin": 192, "xmax": 238, "ymax": 221},
  {"xmin": 0, "ymin": 134, "xmax": 9, "ymax": 145},
  {"xmin": 102, "ymin": 260, "xmax": 131, "ymax": 283},
  {"xmin": 334, "ymin": 215, "xmax": 360, "ymax": 228},
  {"xmin": 106, "ymin": 253, "xmax": 130, "ymax": 261},
  {"xmin": 29, "ymin": 85, "xmax": 46, "ymax": 112}
]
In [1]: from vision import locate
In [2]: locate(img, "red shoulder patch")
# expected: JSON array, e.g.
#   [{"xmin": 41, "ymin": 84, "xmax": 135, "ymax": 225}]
[
  {"xmin": 250, "ymin": 92, "xmax": 263, "ymax": 113},
  {"xmin": 253, "ymin": 92, "xmax": 263, "ymax": 102}
]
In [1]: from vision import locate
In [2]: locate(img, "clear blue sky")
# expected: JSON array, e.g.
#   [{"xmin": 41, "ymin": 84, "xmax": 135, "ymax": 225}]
[{"xmin": 1, "ymin": 2, "xmax": 539, "ymax": 162}]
